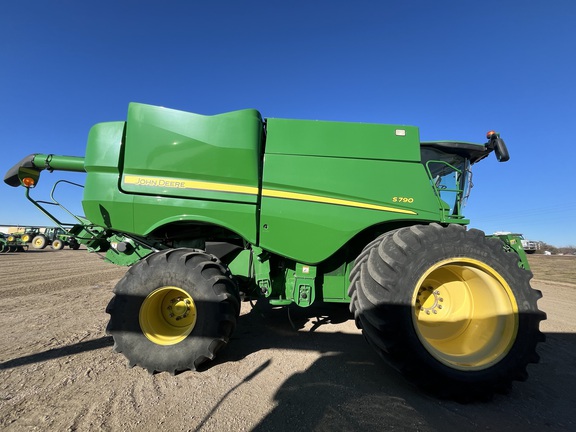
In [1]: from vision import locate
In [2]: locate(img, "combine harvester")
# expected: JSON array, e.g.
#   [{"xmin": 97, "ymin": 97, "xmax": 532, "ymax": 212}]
[{"xmin": 4, "ymin": 103, "xmax": 545, "ymax": 399}]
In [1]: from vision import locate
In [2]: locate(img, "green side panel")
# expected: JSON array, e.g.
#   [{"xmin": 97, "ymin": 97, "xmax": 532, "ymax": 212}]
[
  {"xmin": 259, "ymin": 118, "xmax": 443, "ymax": 263},
  {"xmin": 121, "ymin": 103, "xmax": 263, "ymax": 204},
  {"xmin": 82, "ymin": 108, "xmax": 261, "ymax": 242},
  {"xmin": 131, "ymin": 195, "xmax": 257, "ymax": 243},
  {"xmin": 321, "ymin": 261, "xmax": 352, "ymax": 302},
  {"xmin": 83, "ymin": 121, "xmax": 135, "ymax": 232},
  {"xmin": 265, "ymin": 118, "xmax": 420, "ymax": 161},
  {"xmin": 227, "ymin": 249, "xmax": 252, "ymax": 278},
  {"xmin": 259, "ymin": 154, "xmax": 443, "ymax": 264}
]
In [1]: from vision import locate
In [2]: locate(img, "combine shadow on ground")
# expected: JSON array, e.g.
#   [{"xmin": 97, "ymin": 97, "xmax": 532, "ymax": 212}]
[
  {"xmin": 2, "ymin": 300, "xmax": 573, "ymax": 431},
  {"xmin": 249, "ymin": 336, "xmax": 576, "ymax": 432},
  {"xmin": 217, "ymin": 301, "xmax": 575, "ymax": 432},
  {"xmin": 0, "ymin": 336, "xmax": 114, "ymax": 370}
]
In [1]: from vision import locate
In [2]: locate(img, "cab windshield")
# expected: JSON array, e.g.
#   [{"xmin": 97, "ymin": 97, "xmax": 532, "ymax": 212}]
[{"xmin": 421, "ymin": 146, "xmax": 472, "ymax": 218}]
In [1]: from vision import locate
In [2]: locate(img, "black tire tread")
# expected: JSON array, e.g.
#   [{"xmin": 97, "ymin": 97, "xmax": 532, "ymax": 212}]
[
  {"xmin": 349, "ymin": 223, "xmax": 546, "ymax": 400},
  {"xmin": 106, "ymin": 248, "xmax": 239, "ymax": 374}
]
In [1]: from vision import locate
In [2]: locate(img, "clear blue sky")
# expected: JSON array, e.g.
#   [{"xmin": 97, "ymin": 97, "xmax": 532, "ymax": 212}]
[{"xmin": 1, "ymin": 1, "xmax": 575, "ymax": 246}]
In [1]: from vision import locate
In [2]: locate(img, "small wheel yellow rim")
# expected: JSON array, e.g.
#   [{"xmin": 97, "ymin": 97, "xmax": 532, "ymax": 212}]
[
  {"xmin": 139, "ymin": 286, "xmax": 197, "ymax": 346},
  {"xmin": 412, "ymin": 258, "xmax": 518, "ymax": 370}
]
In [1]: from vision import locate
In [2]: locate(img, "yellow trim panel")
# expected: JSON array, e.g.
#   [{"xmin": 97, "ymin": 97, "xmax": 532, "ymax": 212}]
[
  {"xmin": 122, "ymin": 175, "xmax": 417, "ymax": 215},
  {"xmin": 123, "ymin": 175, "xmax": 259, "ymax": 195},
  {"xmin": 262, "ymin": 189, "xmax": 417, "ymax": 215}
]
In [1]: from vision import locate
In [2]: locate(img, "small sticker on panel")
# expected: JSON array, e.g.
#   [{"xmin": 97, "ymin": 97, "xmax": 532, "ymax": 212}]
[{"xmin": 395, "ymin": 129, "xmax": 406, "ymax": 136}]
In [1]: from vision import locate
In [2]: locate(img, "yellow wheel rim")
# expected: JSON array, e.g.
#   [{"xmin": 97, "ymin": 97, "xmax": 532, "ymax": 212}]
[
  {"xmin": 33, "ymin": 238, "xmax": 44, "ymax": 247},
  {"xmin": 139, "ymin": 286, "xmax": 197, "ymax": 346},
  {"xmin": 22, "ymin": 234, "xmax": 30, "ymax": 242},
  {"xmin": 412, "ymin": 258, "xmax": 518, "ymax": 370}
]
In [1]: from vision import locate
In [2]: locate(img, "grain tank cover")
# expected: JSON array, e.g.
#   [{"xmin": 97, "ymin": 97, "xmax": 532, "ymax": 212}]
[{"xmin": 121, "ymin": 103, "xmax": 263, "ymax": 204}]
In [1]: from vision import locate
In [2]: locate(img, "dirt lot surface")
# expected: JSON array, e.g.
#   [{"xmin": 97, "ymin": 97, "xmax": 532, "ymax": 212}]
[{"xmin": 1, "ymin": 250, "xmax": 575, "ymax": 431}]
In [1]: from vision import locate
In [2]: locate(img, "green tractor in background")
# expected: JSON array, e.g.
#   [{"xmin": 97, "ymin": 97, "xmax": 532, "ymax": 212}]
[
  {"xmin": 4, "ymin": 103, "xmax": 545, "ymax": 400},
  {"xmin": 29, "ymin": 226, "xmax": 80, "ymax": 250},
  {"xmin": 19, "ymin": 227, "xmax": 41, "ymax": 245}
]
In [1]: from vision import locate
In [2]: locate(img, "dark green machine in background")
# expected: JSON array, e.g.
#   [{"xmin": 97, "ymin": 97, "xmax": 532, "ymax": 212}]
[{"xmin": 4, "ymin": 103, "xmax": 545, "ymax": 399}]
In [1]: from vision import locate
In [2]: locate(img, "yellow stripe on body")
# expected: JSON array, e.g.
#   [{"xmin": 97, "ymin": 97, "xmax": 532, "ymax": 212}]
[
  {"xmin": 123, "ymin": 175, "xmax": 259, "ymax": 195},
  {"xmin": 122, "ymin": 175, "xmax": 417, "ymax": 215},
  {"xmin": 262, "ymin": 189, "xmax": 417, "ymax": 215}
]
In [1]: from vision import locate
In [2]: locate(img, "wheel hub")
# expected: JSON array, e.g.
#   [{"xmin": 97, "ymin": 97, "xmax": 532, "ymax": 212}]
[
  {"xmin": 167, "ymin": 297, "xmax": 193, "ymax": 321},
  {"xmin": 139, "ymin": 286, "xmax": 197, "ymax": 346},
  {"xmin": 412, "ymin": 258, "xmax": 518, "ymax": 370},
  {"xmin": 416, "ymin": 286, "xmax": 444, "ymax": 317}
]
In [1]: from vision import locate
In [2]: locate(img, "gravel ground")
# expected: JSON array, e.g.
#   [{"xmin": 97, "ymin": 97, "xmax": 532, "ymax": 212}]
[{"xmin": 0, "ymin": 249, "xmax": 574, "ymax": 431}]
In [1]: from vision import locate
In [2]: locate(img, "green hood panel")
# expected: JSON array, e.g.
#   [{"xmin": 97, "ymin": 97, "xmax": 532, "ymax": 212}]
[{"xmin": 265, "ymin": 118, "xmax": 420, "ymax": 161}]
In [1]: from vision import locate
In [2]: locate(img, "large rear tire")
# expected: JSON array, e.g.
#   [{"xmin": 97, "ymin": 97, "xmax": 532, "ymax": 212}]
[
  {"xmin": 106, "ymin": 248, "xmax": 240, "ymax": 373},
  {"xmin": 349, "ymin": 223, "xmax": 545, "ymax": 400}
]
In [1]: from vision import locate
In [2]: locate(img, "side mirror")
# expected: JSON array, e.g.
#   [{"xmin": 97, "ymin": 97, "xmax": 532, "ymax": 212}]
[{"xmin": 486, "ymin": 131, "xmax": 510, "ymax": 162}]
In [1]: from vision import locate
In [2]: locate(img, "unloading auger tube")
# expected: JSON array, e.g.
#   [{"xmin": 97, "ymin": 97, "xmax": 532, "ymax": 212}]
[{"xmin": 4, "ymin": 153, "xmax": 86, "ymax": 188}]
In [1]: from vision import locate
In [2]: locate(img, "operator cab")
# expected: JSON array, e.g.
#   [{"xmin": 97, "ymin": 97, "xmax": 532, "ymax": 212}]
[{"xmin": 420, "ymin": 132, "xmax": 509, "ymax": 219}]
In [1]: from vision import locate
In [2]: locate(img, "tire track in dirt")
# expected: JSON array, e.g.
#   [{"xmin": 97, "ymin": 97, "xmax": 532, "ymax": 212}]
[
  {"xmin": 0, "ymin": 249, "xmax": 127, "ymax": 302},
  {"xmin": 0, "ymin": 267, "xmax": 128, "ymax": 300}
]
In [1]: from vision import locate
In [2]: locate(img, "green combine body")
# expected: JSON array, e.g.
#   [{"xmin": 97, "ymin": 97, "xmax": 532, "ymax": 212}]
[{"xmin": 4, "ymin": 103, "xmax": 545, "ymax": 400}]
